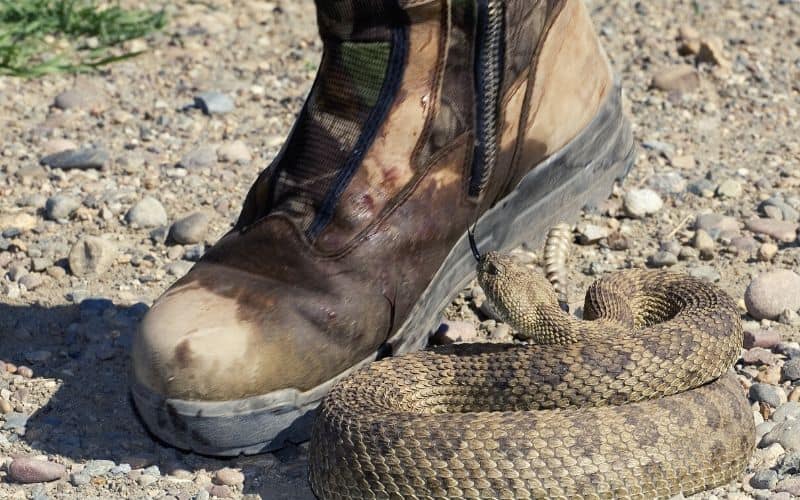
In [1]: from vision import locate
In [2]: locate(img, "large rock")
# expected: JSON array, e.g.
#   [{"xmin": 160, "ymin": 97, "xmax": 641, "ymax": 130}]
[
  {"xmin": 745, "ymin": 270, "xmax": 800, "ymax": 320},
  {"xmin": 695, "ymin": 213, "xmax": 740, "ymax": 236},
  {"xmin": 745, "ymin": 218, "xmax": 799, "ymax": 243},
  {"xmin": 8, "ymin": 457, "xmax": 65, "ymax": 483},
  {"xmin": 762, "ymin": 419, "xmax": 800, "ymax": 451},
  {"xmin": 68, "ymin": 236, "xmax": 117, "ymax": 277}
]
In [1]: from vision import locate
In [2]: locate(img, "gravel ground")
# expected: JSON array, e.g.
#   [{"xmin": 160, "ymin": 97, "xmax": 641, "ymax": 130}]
[{"xmin": 0, "ymin": 0, "xmax": 799, "ymax": 499}]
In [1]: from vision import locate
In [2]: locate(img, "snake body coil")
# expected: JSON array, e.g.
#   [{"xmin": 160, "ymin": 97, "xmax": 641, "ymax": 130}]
[{"xmin": 309, "ymin": 252, "xmax": 753, "ymax": 499}]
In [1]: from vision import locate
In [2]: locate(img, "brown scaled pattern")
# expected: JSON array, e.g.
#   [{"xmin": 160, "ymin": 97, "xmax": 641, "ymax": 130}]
[{"xmin": 309, "ymin": 254, "xmax": 754, "ymax": 499}]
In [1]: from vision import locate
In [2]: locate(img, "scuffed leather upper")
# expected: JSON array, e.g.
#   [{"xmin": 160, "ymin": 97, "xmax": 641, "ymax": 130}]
[{"xmin": 132, "ymin": 0, "xmax": 613, "ymax": 400}]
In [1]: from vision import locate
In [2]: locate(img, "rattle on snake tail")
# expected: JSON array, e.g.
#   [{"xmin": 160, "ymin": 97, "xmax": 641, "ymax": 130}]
[{"xmin": 309, "ymin": 224, "xmax": 754, "ymax": 499}]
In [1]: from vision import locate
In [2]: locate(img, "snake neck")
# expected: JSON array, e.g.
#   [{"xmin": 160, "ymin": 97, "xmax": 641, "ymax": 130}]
[{"xmin": 505, "ymin": 303, "xmax": 587, "ymax": 344}]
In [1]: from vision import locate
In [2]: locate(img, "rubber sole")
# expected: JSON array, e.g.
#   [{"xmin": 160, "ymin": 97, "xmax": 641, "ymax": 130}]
[{"xmin": 131, "ymin": 81, "xmax": 635, "ymax": 457}]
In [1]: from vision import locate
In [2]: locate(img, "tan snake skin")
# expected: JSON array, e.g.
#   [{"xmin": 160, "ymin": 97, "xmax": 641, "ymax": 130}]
[{"xmin": 309, "ymin": 252, "xmax": 754, "ymax": 499}]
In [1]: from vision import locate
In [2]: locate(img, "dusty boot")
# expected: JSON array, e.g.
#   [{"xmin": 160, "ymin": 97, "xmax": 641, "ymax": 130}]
[{"xmin": 131, "ymin": 0, "xmax": 634, "ymax": 455}]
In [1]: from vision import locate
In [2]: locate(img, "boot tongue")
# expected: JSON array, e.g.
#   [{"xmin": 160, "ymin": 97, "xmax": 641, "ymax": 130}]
[{"xmin": 237, "ymin": 1, "xmax": 407, "ymax": 239}]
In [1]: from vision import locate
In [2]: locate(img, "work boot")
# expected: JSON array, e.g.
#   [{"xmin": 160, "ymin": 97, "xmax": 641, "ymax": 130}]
[{"xmin": 131, "ymin": 0, "xmax": 635, "ymax": 455}]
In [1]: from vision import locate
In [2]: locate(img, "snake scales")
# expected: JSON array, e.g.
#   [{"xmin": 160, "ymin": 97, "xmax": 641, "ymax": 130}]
[{"xmin": 309, "ymin": 230, "xmax": 754, "ymax": 499}]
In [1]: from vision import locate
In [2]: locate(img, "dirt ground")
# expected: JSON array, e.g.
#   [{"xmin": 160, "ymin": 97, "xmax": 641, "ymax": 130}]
[{"xmin": 0, "ymin": 0, "xmax": 799, "ymax": 499}]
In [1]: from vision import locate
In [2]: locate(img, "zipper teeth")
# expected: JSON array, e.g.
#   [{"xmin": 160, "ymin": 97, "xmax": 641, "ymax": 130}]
[{"xmin": 475, "ymin": 0, "xmax": 503, "ymax": 196}]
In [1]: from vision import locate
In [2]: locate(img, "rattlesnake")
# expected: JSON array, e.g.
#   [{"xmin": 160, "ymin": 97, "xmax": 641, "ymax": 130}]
[{"xmin": 309, "ymin": 227, "xmax": 754, "ymax": 499}]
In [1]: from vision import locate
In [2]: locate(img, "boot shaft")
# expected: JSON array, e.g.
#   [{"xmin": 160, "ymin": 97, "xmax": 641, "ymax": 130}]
[{"xmin": 238, "ymin": 0, "xmax": 612, "ymax": 250}]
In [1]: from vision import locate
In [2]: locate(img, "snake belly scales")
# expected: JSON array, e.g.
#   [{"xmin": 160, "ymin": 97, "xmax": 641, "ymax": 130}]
[{"xmin": 309, "ymin": 232, "xmax": 754, "ymax": 499}]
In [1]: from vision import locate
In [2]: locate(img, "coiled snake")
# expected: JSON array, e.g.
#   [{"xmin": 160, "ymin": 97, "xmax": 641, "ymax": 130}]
[{"xmin": 309, "ymin": 227, "xmax": 754, "ymax": 499}]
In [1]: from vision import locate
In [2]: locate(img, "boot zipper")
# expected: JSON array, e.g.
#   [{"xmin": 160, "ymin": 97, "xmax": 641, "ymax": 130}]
[{"xmin": 470, "ymin": 0, "xmax": 504, "ymax": 198}]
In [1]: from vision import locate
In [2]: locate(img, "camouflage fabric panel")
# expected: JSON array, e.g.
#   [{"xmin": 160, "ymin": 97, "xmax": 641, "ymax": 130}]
[
  {"xmin": 267, "ymin": 40, "xmax": 393, "ymax": 230},
  {"xmin": 503, "ymin": 0, "xmax": 547, "ymax": 96},
  {"xmin": 316, "ymin": 0, "xmax": 405, "ymax": 41}
]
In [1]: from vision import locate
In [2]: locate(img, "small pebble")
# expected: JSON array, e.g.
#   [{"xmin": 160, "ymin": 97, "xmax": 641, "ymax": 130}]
[
  {"xmin": 649, "ymin": 251, "xmax": 678, "ymax": 268},
  {"xmin": 752, "ymin": 443, "xmax": 785, "ymax": 468},
  {"xmin": 70, "ymin": 471, "xmax": 91, "ymax": 486},
  {"xmin": 688, "ymin": 179, "xmax": 716, "ymax": 198},
  {"xmin": 623, "ymin": 189, "xmax": 663, "ymax": 218},
  {"xmin": 137, "ymin": 474, "xmax": 158, "ymax": 486},
  {"xmin": 750, "ymin": 469, "xmax": 779, "ymax": 490},
  {"xmin": 716, "ymin": 179, "xmax": 743, "ymax": 199},
  {"xmin": 169, "ymin": 212, "xmax": 210, "ymax": 245},
  {"xmin": 695, "ymin": 213, "xmax": 740, "ymax": 236},
  {"xmin": 778, "ymin": 451, "xmax": 800, "ymax": 475},
  {"xmin": 773, "ymin": 402, "xmax": 800, "ymax": 423},
  {"xmin": 166, "ymin": 261, "xmax": 194, "ymax": 277},
  {"xmin": 7, "ymin": 264, "xmax": 28, "ymax": 282},
  {"xmin": 44, "ymin": 195, "xmax": 81, "ymax": 221},
  {"xmin": 756, "ymin": 365, "xmax": 781, "ymax": 385},
  {"xmin": 648, "ymin": 171, "xmax": 687, "ymax": 194},
  {"xmin": 743, "ymin": 348, "xmax": 779, "ymax": 366},
  {"xmin": 194, "ymin": 91, "xmax": 235, "ymax": 115},
  {"xmin": 670, "ymin": 155, "xmax": 696, "ymax": 169},
  {"xmin": 761, "ymin": 197, "xmax": 800, "ymax": 222},
  {"xmin": 651, "ymin": 65, "xmax": 700, "ymax": 92},
  {"xmin": 756, "ymin": 422, "xmax": 778, "ymax": 445},
  {"xmin": 83, "ymin": 459, "xmax": 116, "ymax": 477},
  {"xmin": 750, "ymin": 383, "xmax": 787, "ymax": 407},
  {"xmin": 782, "ymin": 358, "xmax": 800, "ymax": 381},
  {"xmin": 758, "ymin": 243, "xmax": 779, "ymax": 262},
  {"xmin": 206, "ymin": 485, "xmax": 233, "ymax": 498},
  {"xmin": 688, "ymin": 265, "xmax": 720, "ymax": 282},
  {"xmin": 40, "ymin": 147, "xmax": 109, "ymax": 170},
  {"xmin": 126, "ymin": 197, "xmax": 168, "ymax": 228},
  {"xmin": 575, "ymin": 223, "xmax": 609, "ymax": 245},
  {"xmin": 693, "ymin": 229, "xmax": 715, "ymax": 259},
  {"xmin": 18, "ymin": 273, "xmax": 44, "ymax": 291},
  {"xmin": 179, "ymin": 146, "xmax": 218, "ymax": 169},
  {"xmin": 696, "ymin": 36, "xmax": 731, "ymax": 67},
  {"xmin": 217, "ymin": 141, "xmax": 252, "ymax": 163},
  {"xmin": 432, "ymin": 320, "xmax": 480, "ymax": 344},
  {"xmin": 53, "ymin": 86, "xmax": 106, "ymax": 110},
  {"xmin": 775, "ymin": 477, "xmax": 800, "ymax": 496},
  {"xmin": 779, "ymin": 308, "xmax": 800, "ymax": 327},
  {"xmin": 213, "ymin": 467, "xmax": 245, "ymax": 486}
]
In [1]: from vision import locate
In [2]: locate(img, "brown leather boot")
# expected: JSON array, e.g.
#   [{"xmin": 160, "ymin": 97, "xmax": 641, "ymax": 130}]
[{"xmin": 131, "ymin": 0, "xmax": 634, "ymax": 455}]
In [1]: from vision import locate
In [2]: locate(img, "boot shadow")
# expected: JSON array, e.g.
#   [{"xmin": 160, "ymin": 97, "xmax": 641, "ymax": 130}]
[{"xmin": 0, "ymin": 301, "xmax": 315, "ymax": 499}]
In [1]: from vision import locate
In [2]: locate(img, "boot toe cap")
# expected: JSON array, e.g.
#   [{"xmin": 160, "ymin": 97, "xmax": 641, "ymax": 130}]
[
  {"xmin": 132, "ymin": 279, "xmax": 277, "ymax": 401},
  {"xmin": 131, "ymin": 262, "xmax": 390, "ymax": 403}
]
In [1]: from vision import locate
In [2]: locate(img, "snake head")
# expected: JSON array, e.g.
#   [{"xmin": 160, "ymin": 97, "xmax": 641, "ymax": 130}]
[{"xmin": 477, "ymin": 251, "xmax": 561, "ymax": 330}]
